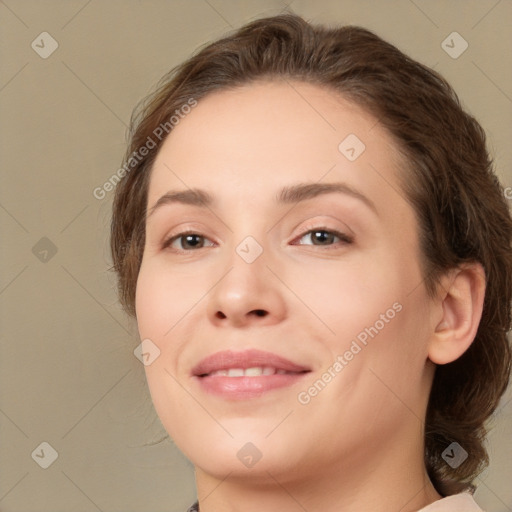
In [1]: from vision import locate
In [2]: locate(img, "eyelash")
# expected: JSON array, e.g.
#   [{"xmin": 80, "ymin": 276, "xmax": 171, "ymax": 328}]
[{"xmin": 161, "ymin": 227, "xmax": 354, "ymax": 253}]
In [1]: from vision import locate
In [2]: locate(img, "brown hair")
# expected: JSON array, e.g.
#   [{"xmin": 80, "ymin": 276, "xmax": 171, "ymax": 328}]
[{"xmin": 110, "ymin": 13, "xmax": 512, "ymax": 496}]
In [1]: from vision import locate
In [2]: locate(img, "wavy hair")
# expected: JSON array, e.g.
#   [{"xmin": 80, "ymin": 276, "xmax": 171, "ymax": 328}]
[{"xmin": 110, "ymin": 13, "xmax": 512, "ymax": 496}]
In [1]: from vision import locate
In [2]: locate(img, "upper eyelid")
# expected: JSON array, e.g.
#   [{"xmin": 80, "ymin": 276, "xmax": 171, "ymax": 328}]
[
  {"xmin": 291, "ymin": 227, "xmax": 353, "ymax": 244},
  {"xmin": 161, "ymin": 214, "xmax": 353, "ymax": 240},
  {"xmin": 163, "ymin": 226, "xmax": 353, "ymax": 249}
]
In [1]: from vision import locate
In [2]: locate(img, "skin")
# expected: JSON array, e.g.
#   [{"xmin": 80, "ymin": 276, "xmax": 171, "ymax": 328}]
[{"xmin": 135, "ymin": 80, "xmax": 485, "ymax": 511}]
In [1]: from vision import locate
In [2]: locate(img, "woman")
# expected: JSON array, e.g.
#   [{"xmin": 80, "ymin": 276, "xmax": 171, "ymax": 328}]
[{"xmin": 110, "ymin": 13, "xmax": 512, "ymax": 511}]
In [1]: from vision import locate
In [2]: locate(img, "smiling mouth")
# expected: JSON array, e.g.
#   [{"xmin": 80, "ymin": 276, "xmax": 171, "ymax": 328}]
[
  {"xmin": 192, "ymin": 349, "xmax": 311, "ymax": 399},
  {"xmin": 201, "ymin": 367, "xmax": 308, "ymax": 377}
]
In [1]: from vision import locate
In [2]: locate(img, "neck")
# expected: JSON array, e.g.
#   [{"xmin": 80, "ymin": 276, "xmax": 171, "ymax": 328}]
[{"xmin": 194, "ymin": 423, "xmax": 442, "ymax": 512}]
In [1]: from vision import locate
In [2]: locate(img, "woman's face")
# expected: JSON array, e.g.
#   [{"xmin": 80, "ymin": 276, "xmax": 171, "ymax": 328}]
[{"xmin": 135, "ymin": 81, "xmax": 436, "ymax": 482}]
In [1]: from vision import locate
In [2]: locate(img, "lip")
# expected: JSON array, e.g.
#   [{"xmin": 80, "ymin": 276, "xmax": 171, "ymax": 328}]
[{"xmin": 191, "ymin": 349, "xmax": 311, "ymax": 400}]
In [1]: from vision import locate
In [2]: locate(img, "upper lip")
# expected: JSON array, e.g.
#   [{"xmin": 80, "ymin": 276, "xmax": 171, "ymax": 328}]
[{"xmin": 191, "ymin": 349, "xmax": 311, "ymax": 377}]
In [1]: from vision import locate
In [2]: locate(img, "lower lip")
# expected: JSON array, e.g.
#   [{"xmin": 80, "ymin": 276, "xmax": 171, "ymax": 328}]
[{"xmin": 194, "ymin": 373, "xmax": 309, "ymax": 399}]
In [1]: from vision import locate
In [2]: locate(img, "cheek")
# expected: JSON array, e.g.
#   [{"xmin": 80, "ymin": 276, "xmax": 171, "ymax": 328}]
[
  {"xmin": 134, "ymin": 259, "xmax": 209, "ymax": 401},
  {"xmin": 135, "ymin": 264, "xmax": 168, "ymax": 338},
  {"xmin": 291, "ymin": 255, "xmax": 405, "ymax": 339},
  {"xmin": 303, "ymin": 249, "xmax": 428, "ymax": 375},
  {"xmin": 135, "ymin": 259, "xmax": 203, "ymax": 339},
  {"xmin": 135, "ymin": 263, "xmax": 196, "ymax": 439}
]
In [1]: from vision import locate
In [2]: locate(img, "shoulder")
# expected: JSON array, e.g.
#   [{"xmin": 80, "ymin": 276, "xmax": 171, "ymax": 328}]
[{"xmin": 417, "ymin": 492, "xmax": 484, "ymax": 511}]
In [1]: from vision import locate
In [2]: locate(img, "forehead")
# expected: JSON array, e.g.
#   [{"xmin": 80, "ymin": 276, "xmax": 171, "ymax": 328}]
[{"xmin": 147, "ymin": 80, "xmax": 406, "ymax": 213}]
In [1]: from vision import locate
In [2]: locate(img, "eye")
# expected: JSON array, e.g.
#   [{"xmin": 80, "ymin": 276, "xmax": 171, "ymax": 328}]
[
  {"xmin": 291, "ymin": 227, "xmax": 353, "ymax": 248},
  {"xmin": 162, "ymin": 230, "xmax": 215, "ymax": 251},
  {"xmin": 162, "ymin": 227, "xmax": 353, "ymax": 253}
]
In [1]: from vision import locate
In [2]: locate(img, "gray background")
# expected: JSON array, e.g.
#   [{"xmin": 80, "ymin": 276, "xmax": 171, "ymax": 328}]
[{"xmin": 1, "ymin": 1, "xmax": 511, "ymax": 511}]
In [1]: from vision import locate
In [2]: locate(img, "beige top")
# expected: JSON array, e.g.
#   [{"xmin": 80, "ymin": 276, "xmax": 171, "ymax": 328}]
[
  {"xmin": 187, "ymin": 492, "xmax": 484, "ymax": 511},
  {"xmin": 417, "ymin": 492, "xmax": 483, "ymax": 511}
]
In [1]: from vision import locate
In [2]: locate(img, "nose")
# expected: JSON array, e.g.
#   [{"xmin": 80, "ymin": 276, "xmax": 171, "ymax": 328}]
[{"xmin": 206, "ymin": 239, "xmax": 287, "ymax": 328}]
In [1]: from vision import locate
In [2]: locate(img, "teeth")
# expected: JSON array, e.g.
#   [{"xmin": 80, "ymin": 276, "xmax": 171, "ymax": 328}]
[
  {"xmin": 245, "ymin": 367, "xmax": 264, "ymax": 376},
  {"xmin": 206, "ymin": 367, "xmax": 287, "ymax": 377},
  {"xmin": 209, "ymin": 369, "xmax": 228, "ymax": 377}
]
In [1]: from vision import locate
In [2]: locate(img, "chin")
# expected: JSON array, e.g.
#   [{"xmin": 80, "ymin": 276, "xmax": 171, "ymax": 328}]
[
  {"xmin": 177, "ymin": 428, "xmax": 306, "ymax": 482},
  {"xmin": 190, "ymin": 451, "xmax": 292, "ymax": 483}
]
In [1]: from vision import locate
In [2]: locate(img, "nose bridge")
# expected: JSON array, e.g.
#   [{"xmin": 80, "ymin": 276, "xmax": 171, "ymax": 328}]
[
  {"xmin": 206, "ymin": 221, "xmax": 286, "ymax": 326},
  {"xmin": 224, "ymin": 205, "xmax": 270, "ymax": 267},
  {"xmin": 223, "ymin": 229, "xmax": 270, "ymax": 299}
]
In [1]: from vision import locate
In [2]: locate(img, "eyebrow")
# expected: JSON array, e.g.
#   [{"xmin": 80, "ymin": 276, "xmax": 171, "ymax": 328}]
[{"xmin": 146, "ymin": 182, "xmax": 378, "ymax": 218}]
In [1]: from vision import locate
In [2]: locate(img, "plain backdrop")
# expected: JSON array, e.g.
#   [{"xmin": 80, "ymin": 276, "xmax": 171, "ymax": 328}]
[{"xmin": 1, "ymin": 1, "xmax": 511, "ymax": 511}]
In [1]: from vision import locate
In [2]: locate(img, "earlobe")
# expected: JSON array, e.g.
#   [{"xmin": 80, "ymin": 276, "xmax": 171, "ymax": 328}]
[{"xmin": 428, "ymin": 263, "xmax": 486, "ymax": 365}]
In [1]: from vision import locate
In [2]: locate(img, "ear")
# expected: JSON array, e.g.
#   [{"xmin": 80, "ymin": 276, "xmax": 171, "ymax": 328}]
[{"xmin": 428, "ymin": 263, "xmax": 486, "ymax": 365}]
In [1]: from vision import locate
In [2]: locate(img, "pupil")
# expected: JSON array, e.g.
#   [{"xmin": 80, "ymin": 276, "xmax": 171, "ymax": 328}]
[
  {"xmin": 185, "ymin": 235, "xmax": 202, "ymax": 248},
  {"xmin": 314, "ymin": 231, "xmax": 332, "ymax": 244}
]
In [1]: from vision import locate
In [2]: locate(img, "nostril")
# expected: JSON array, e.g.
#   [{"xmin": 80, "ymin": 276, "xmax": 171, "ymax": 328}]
[{"xmin": 214, "ymin": 310, "xmax": 267, "ymax": 320}]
